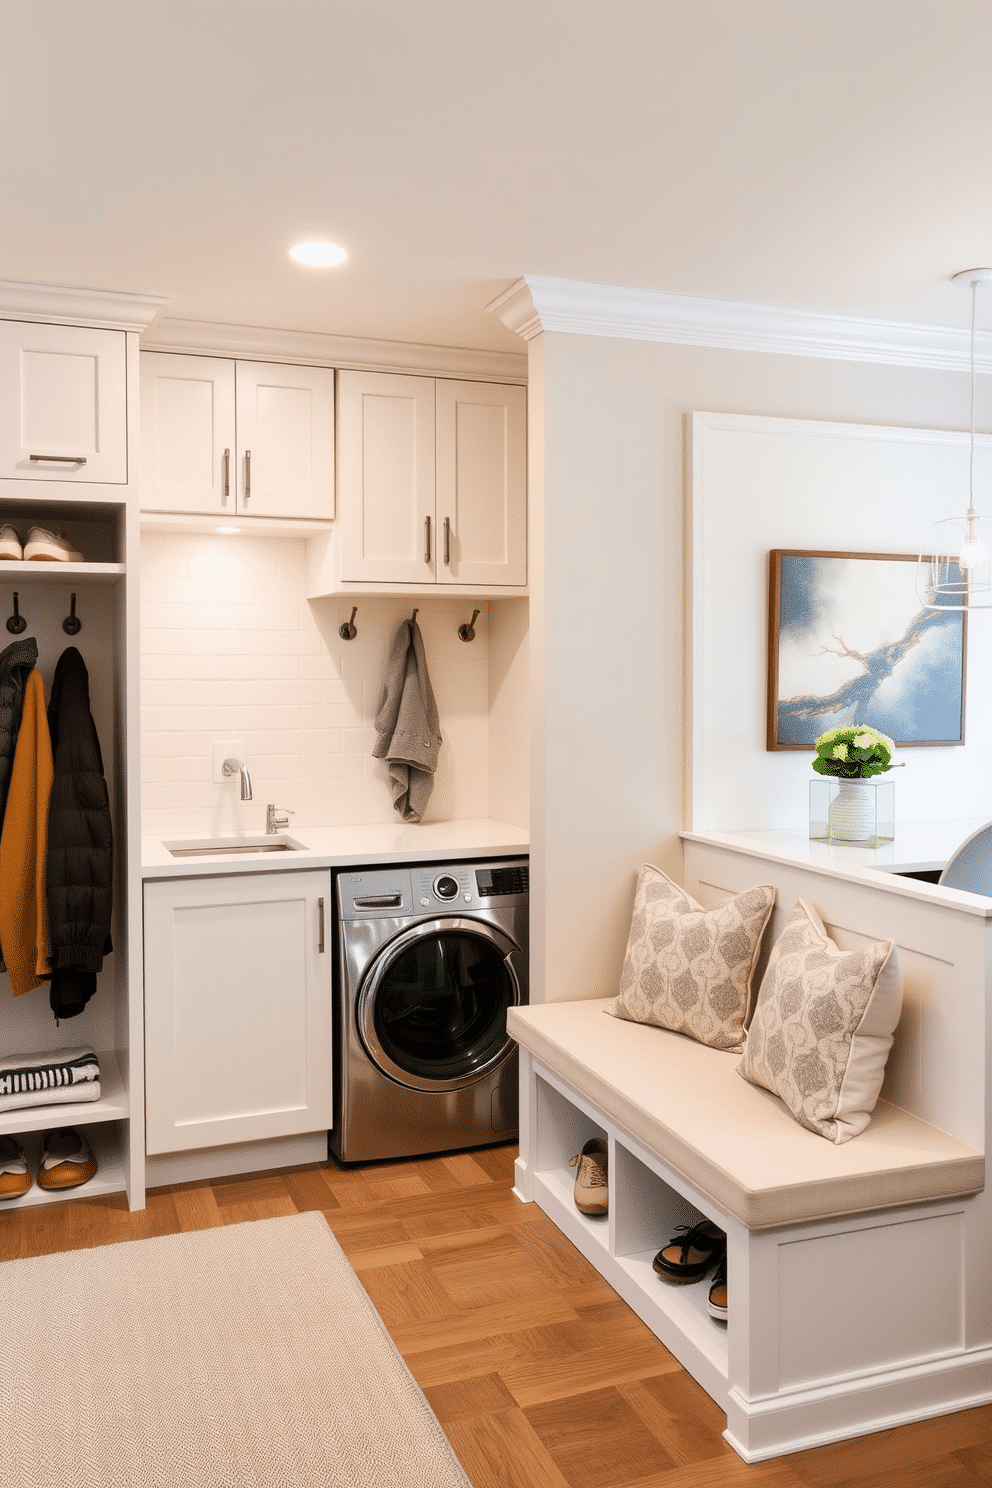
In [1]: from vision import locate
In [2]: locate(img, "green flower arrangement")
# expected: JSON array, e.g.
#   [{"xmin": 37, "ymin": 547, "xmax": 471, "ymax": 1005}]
[{"xmin": 812, "ymin": 725, "xmax": 895, "ymax": 779}]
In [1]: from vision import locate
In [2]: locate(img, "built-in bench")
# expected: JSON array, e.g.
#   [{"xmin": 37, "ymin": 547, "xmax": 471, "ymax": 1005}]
[{"xmin": 508, "ymin": 996, "xmax": 985, "ymax": 1463}]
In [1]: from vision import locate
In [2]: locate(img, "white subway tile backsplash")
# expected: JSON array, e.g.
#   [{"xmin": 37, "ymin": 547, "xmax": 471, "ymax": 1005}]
[{"xmin": 140, "ymin": 533, "xmax": 493, "ymax": 836}]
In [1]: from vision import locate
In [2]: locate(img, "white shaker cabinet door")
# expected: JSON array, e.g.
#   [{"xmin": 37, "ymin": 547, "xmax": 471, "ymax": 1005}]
[
  {"xmin": 337, "ymin": 370, "xmax": 436, "ymax": 581},
  {"xmin": 0, "ymin": 320, "xmax": 127, "ymax": 483},
  {"xmin": 435, "ymin": 380, "xmax": 527, "ymax": 586},
  {"xmin": 144, "ymin": 871, "xmax": 333, "ymax": 1154},
  {"xmin": 234, "ymin": 361, "xmax": 335, "ymax": 519},
  {"xmin": 139, "ymin": 352, "xmax": 237, "ymax": 514}
]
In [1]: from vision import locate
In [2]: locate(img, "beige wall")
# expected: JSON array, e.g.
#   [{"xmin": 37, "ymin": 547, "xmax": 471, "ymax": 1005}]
[
  {"xmin": 530, "ymin": 329, "xmax": 971, "ymax": 1003},
  {"xmin": 488, "ymin": 598, "xmax": 529, "ymax": 829}
]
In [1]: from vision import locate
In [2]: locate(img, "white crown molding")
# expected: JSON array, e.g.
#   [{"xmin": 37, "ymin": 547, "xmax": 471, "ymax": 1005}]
[
  {"xmin": 144, "ymin": 317, "xmax": 528, "ymax": 383},
  {"xmin": 0, "ymin": 279, "xmax": 170, "ymax": 333},
  {"xmin": 488, "ymin": 275, "xmax": 992, "ymax": 372}
]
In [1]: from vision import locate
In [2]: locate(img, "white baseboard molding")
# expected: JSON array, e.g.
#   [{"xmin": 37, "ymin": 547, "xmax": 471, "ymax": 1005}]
[
  {"xmin": 725, "ymin": 1347, "xmax": 992, "ymax": 1462},
  {"xmin": 144, "ymin": 1131, "xmax": 328, "ymax": 1189}
]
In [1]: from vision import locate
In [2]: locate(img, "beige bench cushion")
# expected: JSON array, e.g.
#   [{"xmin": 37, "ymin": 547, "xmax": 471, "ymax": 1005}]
[{"xmin": 508, "ymin": 999, "xmax": 984, "ymax": 1230}]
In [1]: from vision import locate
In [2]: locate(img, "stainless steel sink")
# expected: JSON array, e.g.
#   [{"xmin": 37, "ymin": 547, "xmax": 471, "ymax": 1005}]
[{"xmin": 165, "ymin": 835, "xmax": 305, "ymax": 858}]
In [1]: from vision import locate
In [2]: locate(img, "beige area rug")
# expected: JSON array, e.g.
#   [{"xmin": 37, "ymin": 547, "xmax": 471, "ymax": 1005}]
[{"xmin": 1, "ymin": 1211, "xmax": 471, "ymax": 1488}]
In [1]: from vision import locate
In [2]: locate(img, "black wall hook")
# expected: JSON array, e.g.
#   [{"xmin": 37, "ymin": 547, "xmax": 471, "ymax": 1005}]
[
  {"xmin": 63, "ymin": 592, "xmax": 81, "ymax": 635},
  {"xmin": 6, "ymin": 592, "xmax": 26, "ymax": 634},
  {"xmin": 338, "ymin": 605, "xmax": 358, "ymax": 641},
  {"xmin": 458, "ymin": 609, "xmax": 480, "ymax": 642}
]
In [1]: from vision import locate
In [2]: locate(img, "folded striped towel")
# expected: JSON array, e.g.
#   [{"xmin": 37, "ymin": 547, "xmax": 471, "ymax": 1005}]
[{"xmin": 0, "ymin": 1047, "xmax": 100, "ymax": 1112}]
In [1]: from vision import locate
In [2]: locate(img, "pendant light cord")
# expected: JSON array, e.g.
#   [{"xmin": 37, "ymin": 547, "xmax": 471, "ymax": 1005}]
[{"xmin": 969, "ymin": 277, "xmax": 977, "ymax": 514}]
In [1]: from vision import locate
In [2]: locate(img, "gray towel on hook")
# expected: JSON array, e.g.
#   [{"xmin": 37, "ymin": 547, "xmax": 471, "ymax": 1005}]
[{"xmin": 372, "ymin": 618, "xmax": 443, "ymax": 822}]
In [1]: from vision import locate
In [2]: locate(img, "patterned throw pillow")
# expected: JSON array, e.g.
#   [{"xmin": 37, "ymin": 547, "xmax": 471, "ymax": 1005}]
[
  {"xmin": 738, "ymin": 900, "xmax": 902, "ymax": 1143},
  {"xmin": 605, "ymin": 865, "xmax": 775, "ymax": 1052}
]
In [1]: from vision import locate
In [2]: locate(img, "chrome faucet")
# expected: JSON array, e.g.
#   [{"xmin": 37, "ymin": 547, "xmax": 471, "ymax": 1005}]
[
  {"xmin": 222, "ymin": 756, "xmax": 252, "ymax": 801},
  {"xmin": 266, "ymin": 804, "xmax": 295, "ymax": 834}
]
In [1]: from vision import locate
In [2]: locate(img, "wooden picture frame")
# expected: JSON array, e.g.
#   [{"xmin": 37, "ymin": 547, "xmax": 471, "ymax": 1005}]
[{"xmin": 767, "ymin": 549, "xmax": 967, "ymax": 751}]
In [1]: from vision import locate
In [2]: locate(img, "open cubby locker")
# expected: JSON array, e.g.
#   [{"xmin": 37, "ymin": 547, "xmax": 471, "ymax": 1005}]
[{"xmin": 0, "ymin": 499, "xmax": 133, "ymax": 1207}]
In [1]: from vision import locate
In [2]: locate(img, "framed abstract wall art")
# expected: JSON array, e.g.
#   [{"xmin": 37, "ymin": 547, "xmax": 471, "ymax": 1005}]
[{"xmin": 767, "ymin": 549, "xmax": 967, "ymax": 750}]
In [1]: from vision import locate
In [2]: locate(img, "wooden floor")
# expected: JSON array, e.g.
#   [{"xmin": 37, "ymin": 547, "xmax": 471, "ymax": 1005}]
[{"xmin": 1, "ymin": 1143, "xmax": 989, "ymax": 1487}]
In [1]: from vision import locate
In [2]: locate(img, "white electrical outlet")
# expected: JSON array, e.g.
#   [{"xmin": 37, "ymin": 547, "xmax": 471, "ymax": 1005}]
[{"xmin": 213, "ymin": 740, "xmax": 247, "ymax": 784}]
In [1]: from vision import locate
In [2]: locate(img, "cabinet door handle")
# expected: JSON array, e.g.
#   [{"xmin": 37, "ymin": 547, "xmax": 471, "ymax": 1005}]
[
  {"xmin": 318, "ymin": 897, "xmax": 325, "ymax": 953},
  {"xmin": 424, "ymin": 515, "xmax": 431, "ymax": 564},
  {"xmin": 244, "ymin": 449, "xmax": 251, "ymax": 503},
  {"xmin": 29, "ymin": 454, "xmax": 87, "ymax": 465},
  {"xmin": 222, "ymin": 448, "xmax": 230, "ymax": 500},
  {"xmin": 443, "ymin": 516, "xmax": 451, "ymax": 566}
]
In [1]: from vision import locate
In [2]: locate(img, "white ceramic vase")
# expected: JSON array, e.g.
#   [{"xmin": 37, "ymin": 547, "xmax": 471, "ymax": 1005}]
[{"xmin": 827, "ymin": 778, "xmax": 881, "ymax": 842}]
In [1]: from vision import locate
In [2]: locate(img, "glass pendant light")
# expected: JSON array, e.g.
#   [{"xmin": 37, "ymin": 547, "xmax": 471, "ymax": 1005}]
[{"xmin": 918, "ymin": 268, "xmax": 992, "ymax": 610}]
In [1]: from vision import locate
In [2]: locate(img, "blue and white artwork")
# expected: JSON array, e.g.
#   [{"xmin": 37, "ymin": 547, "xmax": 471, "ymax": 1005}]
[{"xmin": 769, "ymin": 551, "xmax": 966, "ymax": 748}]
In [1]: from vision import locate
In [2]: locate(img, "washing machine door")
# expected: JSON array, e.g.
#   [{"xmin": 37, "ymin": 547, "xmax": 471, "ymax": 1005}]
[{"xmin": 357, "ymin": 917, "xmax": 524, "ymax": 1092}]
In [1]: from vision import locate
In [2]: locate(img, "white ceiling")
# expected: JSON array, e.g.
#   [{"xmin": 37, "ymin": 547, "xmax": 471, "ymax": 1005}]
[{"xmin": 5, "ymin": 0, "xmax": 992, "ymax": 353}]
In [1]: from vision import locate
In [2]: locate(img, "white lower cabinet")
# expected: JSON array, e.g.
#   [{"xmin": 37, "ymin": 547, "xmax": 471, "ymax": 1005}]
[{"xmin": 143, "ymin": 871, "xmax": 332, "ymax": 1155}]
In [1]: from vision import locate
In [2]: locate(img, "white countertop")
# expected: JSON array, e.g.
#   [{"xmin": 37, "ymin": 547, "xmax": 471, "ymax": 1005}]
[
  {"xmin": 142, "ymin": 817, "xmax": 529, "ymax": 879},
  {"xmin": 681, "ymin": 819, "xmax": 992, "ymax": 915}
]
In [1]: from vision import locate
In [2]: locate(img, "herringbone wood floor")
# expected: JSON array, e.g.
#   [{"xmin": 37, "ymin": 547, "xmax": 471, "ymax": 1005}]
[{"xmin": 1, "ymin": 1143, "xmax": 989, "ymax": 1487}]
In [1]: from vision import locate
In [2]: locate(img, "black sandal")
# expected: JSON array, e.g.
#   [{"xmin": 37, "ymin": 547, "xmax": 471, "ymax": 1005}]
[
  {"xmin": 652, "ymin": 1220, "xmax": 726, "ymax": 1282},
  {"xmin": 707, "ymin": 1255, "xmax": 728, "ymax": 1320}
]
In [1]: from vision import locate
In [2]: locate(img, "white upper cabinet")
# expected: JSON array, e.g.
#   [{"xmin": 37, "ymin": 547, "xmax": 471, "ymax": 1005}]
[
  {"xmin": 0, "ymin": 320, "xmax": 128, "ymax": 484},
  {"xmin": 140, "ymin": 352, "xmax": 335, "ymax": 520},
  {"xmin": 337, "ymin": 371, "xmax": 436, "ymax": 582},
  {"xmin": 336, "ymin": 371, "xmax": 526, "ymax": 588},
  {"xmin": 436, "ymin": 379, "xmax": 527, "ymax": 587}
]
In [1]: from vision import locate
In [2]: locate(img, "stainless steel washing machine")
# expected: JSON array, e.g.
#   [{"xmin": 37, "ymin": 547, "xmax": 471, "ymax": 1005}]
[{"xmin": 330, "ymin": 857, "xmax": 528, "ymax": 1163}]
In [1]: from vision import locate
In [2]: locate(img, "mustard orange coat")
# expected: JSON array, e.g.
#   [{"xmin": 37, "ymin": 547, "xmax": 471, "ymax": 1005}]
[{"xmin": 0, "ymin": 669, "xmax": 53, "ymax": 996}]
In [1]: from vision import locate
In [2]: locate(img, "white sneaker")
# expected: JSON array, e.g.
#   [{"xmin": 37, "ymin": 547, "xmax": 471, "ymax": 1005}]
[
  {"xmin": 23, "ymin": 527, "xmax": 83, "ymax": 562},
  {"xmin": 0, "ymin": 525, "xmax": 23, "ymax": 560}
]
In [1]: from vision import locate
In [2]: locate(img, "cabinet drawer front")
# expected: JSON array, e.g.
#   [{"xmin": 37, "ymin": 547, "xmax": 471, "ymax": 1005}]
[{"xmin": 0, "ymin": 321, "xmax": 127, "ymax": 483}]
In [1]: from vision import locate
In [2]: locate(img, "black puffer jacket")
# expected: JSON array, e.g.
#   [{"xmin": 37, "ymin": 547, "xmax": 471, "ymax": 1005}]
[
  {"xmin": 0, "ymin": 635, "xmax": 39, "ymax": 828},
  {"xmin": 45, "ymin": 647, "xmax": 113, "ymax": 1019}
]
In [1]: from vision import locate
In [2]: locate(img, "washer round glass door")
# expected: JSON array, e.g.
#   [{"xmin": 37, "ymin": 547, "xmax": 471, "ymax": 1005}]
[{"xmin": 357, "ymin": 917, "xmax": 523, "ymax": 1092}]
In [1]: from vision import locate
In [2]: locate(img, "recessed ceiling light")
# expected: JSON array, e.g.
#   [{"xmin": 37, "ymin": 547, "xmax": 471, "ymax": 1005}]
[{"xmin": 289, "ymin": 241, "xmax": 347, "ymax": 268}]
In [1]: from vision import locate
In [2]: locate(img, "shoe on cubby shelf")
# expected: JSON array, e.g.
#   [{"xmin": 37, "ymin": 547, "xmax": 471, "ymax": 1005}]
[
  {"xmin": 0, "ymin": 526, "xmax": 84, "ymax": 563},
  {"xmin": 0, "ymin": 1135, "xmax": 32, "ymax": 1199},
  {"xmin": 25, "ymin": 528, "xmax": 84, "ymax": 562},
  {"xmin": 37, "ymin": 1127, "xmax": 98, "ymax": 1191},
  {"xmin": 0, "ymin": 525, "xmax": 23, "ymax": 560},
  {"xmin": 707, "ymin": 1255, "xmax": 728, "ymax": 1321},
  {"xmin": 568, "ymin": 1137, "xmax": 609, "ymax": 1215},
  {"xmin": 652, "ymin": 1219, "xmax": 726, "ymax": 1283}
]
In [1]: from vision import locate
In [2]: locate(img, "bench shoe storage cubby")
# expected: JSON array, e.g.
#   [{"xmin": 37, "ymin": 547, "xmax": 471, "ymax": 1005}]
[{"xmin": 508, "ymin": 998, "xmax": 985, "ymax": 1462}]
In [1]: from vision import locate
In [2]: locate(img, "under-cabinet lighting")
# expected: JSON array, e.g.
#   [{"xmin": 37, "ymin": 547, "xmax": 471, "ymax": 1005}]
[
  {"xmin": 289, "ymin": 241, "xmax": 347, "ymax": 268},
  {"xmin": 215, "ymin": 525, "xmax": 241, "ymax": 534}
]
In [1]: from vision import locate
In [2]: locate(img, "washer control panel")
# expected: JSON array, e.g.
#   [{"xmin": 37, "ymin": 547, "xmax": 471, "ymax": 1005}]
[{"xmin": 339, "ymin": 859, "xmax": 528, "ymax": 918}]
